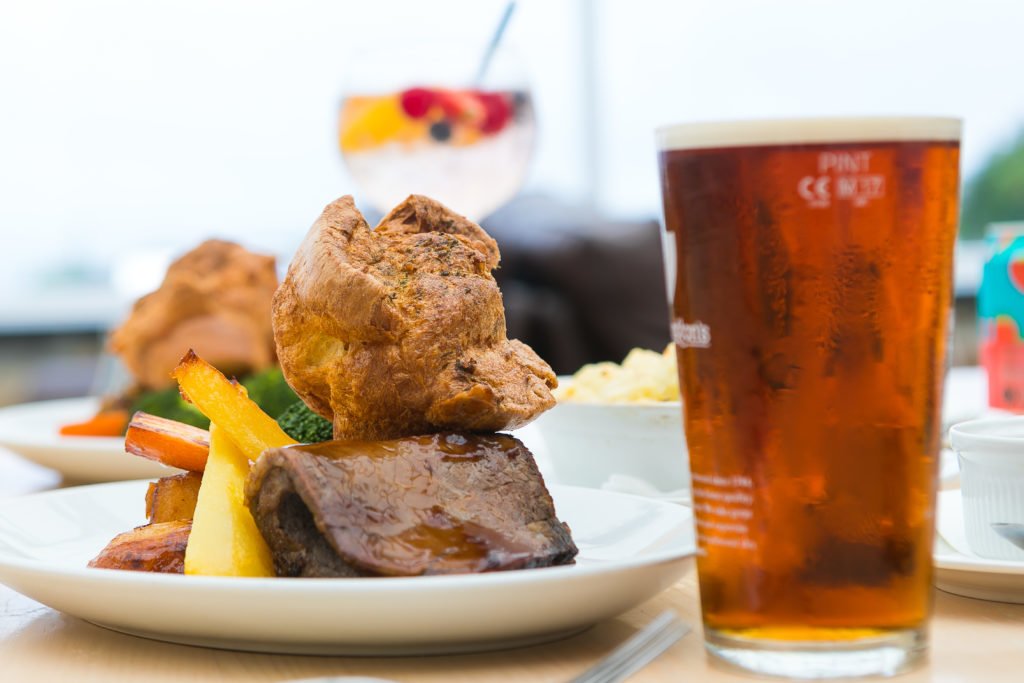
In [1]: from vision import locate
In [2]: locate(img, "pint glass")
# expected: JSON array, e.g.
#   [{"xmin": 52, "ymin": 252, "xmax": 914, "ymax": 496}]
[{"xmin": 656, "ymin": 118, "xmax": 961, "ymax": 678}]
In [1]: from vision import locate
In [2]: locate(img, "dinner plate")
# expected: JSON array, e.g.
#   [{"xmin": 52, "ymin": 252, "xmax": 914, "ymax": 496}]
[
  {"xmin": 0, "ymin": 481, "xmax": 695, "ymax": 655},
  {"xmin": 0, "ymin": 398, "xmax": 178, "ymax": 482},
  {"xmin": 934, "ymin": 489, "xmax": 1024, "ymax": 604}
]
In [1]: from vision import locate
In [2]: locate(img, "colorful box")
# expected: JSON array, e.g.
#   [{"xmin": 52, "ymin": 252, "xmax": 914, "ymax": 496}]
[{"xmin": 979, "ymin": 223, "xmax": 1024, "ymax": 411}]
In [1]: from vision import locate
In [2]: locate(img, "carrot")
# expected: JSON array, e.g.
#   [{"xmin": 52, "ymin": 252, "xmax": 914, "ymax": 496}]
[
  {"xmin": 59, "ymin": 409, "xmax": 129, "ymax": 437},
  {"xmin": 125, "ymin": 411, "xmax": 211, "ymax": 472}
]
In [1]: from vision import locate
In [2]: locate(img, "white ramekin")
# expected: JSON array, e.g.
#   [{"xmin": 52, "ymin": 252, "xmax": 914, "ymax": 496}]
[
  {"xmin": 532, "ymin": 400, "xmax": 689, "ymax": 494},
  {"xmin": 949, "ymin": 416, "xmax": 1024, "ymax": 561}
]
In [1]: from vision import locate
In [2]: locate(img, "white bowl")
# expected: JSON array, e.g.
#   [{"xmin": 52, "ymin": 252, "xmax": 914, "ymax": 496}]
[
  {"xmin": 949, "ymin": 416, "xmax": 1024, "ymax": 561},
  {"xmin": 532, "ymin": 398, "xmax": 689, "ymax": 496}
]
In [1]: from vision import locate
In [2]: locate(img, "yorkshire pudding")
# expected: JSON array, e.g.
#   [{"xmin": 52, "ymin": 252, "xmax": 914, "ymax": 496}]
[
  {"xmin": 109, "ymin": 240, "xmax": 278, "ymax": 390},
  {"xmin": 273, "ymin": 195, "xmax": 556, "ymax": 440}
]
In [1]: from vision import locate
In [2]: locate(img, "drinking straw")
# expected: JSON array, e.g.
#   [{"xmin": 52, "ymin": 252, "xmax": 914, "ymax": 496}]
[{"xmin": 474, "ymin": 1, "xmax": 517, "ymax": 86}]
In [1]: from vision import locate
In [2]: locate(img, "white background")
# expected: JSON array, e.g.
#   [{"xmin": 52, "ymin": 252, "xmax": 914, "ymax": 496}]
[{"xmin": 0, "ymin": 0, "xmax": 1021, "ymax": 307}]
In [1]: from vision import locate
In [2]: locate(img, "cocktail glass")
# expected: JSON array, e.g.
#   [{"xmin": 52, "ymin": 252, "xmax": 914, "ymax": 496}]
[{"xmin": 338, "ymin": 44, "xmax": 534, "ymax": 221}]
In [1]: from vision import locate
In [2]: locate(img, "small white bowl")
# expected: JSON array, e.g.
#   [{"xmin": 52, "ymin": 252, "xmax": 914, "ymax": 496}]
[
  {"xmin": 949, "ymin": 416, "xmax": 1024, "ymax": 561},
  {"xmin": 532, "ymin": 399, "xmax": 689, "ymax": 496}
]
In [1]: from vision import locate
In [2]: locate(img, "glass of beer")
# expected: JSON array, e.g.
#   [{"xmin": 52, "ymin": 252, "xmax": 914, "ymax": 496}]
[{"xmin": 656, "ymin": 117, "xmax": 961, "ymax": 678}]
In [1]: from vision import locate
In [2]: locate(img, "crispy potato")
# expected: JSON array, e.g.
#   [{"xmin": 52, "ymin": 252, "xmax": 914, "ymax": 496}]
[
  {"xmin": 126, "ymin": 411, "xmax": 210, "ymax": 472},
  {"xmin": 171, "ymin": 350, "xmax": 295, "ymax": 462},
  {"xmin": 88, "ymin": 521, "xmax": 192, "ymax": 573},
  {"xmin": 145, "ymin": 472, "xmax": 203, "ymax": 524},
  {"xmin": 184, "ymin": 423, "xmax": 275, "ymax": 577}
]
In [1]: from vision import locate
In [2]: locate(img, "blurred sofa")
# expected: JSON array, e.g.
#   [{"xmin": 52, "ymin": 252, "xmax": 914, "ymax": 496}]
[{"xmin": 483, "ymin": 195, "xmax": 672, "ymax": 375}]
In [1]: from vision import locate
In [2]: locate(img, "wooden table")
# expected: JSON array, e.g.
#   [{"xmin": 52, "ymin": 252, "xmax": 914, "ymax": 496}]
[{"xmin": 0, "ymin": 448, "xmax": 1021, "ymax": 683}]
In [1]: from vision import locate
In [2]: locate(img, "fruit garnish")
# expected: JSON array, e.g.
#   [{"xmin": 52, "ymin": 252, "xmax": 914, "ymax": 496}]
[
  {"xmin": 399, "ymin": 87, "xmax": 435, "ymax": 119},
  {"xmin": 478, "ymin": 92, "xmax": 511, "ymax": 134},
  {"xmin": 437, "ymin": 89, "xmax": 485, "ymax": 125},
  {"xmin": 429, "ymin": 120, "xmax": 452, "ymax": 142},
  {"xmin": 452, "ymin": 124, "xmax": 482, "ymax": 147},
  {"xmin": 339, "ymin": 96, "xmax": 408, "ymax": 152}
]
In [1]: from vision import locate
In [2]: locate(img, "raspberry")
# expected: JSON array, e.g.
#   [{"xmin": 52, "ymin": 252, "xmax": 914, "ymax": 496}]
[
  {"xmin": 399, "ymin": 88, "xmax": 434, "ymax": 119},
  {"xmin": 478, "ymin": 92, "xmax": 511, "ymax": 134}
]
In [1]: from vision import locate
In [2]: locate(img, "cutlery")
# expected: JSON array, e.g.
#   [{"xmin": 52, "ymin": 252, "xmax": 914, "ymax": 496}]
[
  {"xmin": 568, "ymin": 610, "xmax": 690, "ymax": 683},
  {"xmin": 991, "ymin": 522, "xmax": 1024, "ymax": 551}
]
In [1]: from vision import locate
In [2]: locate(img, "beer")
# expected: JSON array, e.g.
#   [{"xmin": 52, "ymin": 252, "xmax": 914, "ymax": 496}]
[{"xmin": 657, "ymin": 118, "xmax": 960, "ymax": 677}]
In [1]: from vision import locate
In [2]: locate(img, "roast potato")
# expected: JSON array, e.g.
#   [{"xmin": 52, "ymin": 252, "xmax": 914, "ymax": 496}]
[
  {"xmin": 88, "ymin": 521, "xmax": 192, "ymax": 573},
  {"xmin": 145, "ymin": 472, "xmax": 203, "ymax": 524}
]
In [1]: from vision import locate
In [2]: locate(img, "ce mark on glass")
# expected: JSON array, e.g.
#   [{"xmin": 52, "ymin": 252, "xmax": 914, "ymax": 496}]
[{"xmin": 797, "ymin": 175, "xmax": 831, "ymax": 208}]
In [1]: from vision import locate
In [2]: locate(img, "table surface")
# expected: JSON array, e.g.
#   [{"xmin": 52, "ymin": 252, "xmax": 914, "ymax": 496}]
[{"xmin": 1, "ymin": 441, "xmax": 1022, "ymax": 682}]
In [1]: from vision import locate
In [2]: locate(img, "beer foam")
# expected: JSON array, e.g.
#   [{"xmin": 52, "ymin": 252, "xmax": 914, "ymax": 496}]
[{"xmin": 656, "ymin": 117, "xmax": 961, "ymax": 151}]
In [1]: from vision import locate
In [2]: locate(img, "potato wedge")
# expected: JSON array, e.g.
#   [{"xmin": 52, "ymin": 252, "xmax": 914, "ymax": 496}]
[
  {"xmin": 171, "ymin": 350, "xmax": 296, "ymax": 461},
  {"xmin": 88, "ymin": 521, "xmax": 191, "ymax": 573},
  {"xmin": 126, "ymin": 411, "xmax": 210, "ymax": 472},
  {"xmin": 146, "ymin": 472, "xmax": 203, "ymax": 524},
  {"xmin": 184, "ymin": 423, "xmax": 275, "ymax": 577}
]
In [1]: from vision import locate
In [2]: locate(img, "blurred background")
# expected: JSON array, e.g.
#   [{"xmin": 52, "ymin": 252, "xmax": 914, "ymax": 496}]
[{"xmin": 2, "ymin": 0, "xmax": 1023, "ymax": 406}]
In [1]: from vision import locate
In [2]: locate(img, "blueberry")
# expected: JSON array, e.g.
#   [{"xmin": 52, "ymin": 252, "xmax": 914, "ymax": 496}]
[{"xmin": 429, "ymin": 120, "xmax": 452, "ymax": 142}]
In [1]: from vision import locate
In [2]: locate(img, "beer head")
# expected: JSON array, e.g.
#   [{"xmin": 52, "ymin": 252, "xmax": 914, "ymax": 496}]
[{"xmin": 656, "ymin": 116, "xmax": 961, "ymax": 152}]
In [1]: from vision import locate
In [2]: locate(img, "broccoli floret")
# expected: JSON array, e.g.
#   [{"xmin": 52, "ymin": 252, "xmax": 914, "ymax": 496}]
[
  {"xmin": 241, "ymin": 367, "xmax": 299, "ymax": 418},
  {"xmin": 129, "ymin": 386, "xmax": 210, "ymax": 429},
  {"xmin": 276, "ymin": 401, "xmax": 333, "ymax": 443}
]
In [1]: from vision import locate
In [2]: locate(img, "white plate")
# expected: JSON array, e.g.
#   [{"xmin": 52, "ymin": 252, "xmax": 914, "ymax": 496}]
[
  {"xmin": 0, "ymin": 398, "xmax": 179, "ymax": 482},
  {"xmin": 934, "ymin": 488, "xmax": 1024, "ymax": 603},
  {"xmin": 0, "ymin": 481, "xmax": 695, "ymax": 655}
]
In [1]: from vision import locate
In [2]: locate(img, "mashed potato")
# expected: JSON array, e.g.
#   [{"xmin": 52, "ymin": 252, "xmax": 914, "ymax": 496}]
[{"xmin": 554, "ymin": 345, "xmax": 680, "ymax": 403}]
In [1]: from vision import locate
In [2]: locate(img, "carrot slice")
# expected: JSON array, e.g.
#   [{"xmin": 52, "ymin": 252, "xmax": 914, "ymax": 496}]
[
  {"xmin": 125, "ymin": 411, "xmax": 211, "ymax": 472},
  {"xmin": 60, "ymin": 409, "xmax": 129, "ymax": 437}
]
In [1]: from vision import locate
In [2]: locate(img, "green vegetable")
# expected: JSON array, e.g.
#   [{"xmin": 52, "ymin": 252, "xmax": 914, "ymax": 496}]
[
  {"xmin": 241, "ymin": 367, "xmax": 299, "ymax": 419},
  {"xmin": 276, "ymin": 401, "xmax": 333, "ymax": 443},
  {"xmin": 129, "ymin": 386, "xmax": 210, "ymax": 429}
]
